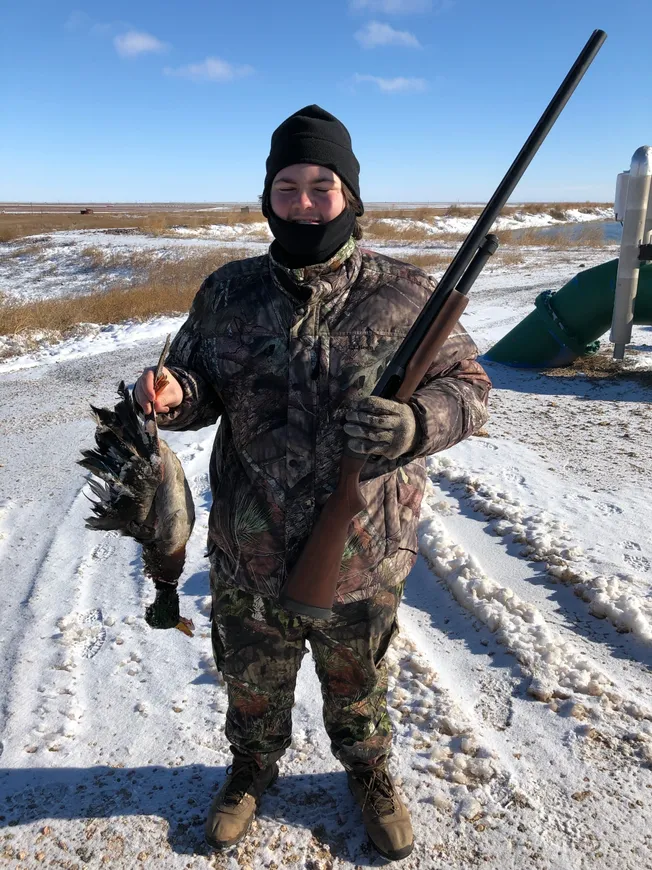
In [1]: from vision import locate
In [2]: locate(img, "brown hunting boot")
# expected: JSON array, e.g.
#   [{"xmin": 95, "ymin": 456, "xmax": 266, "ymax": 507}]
[
  {"xmin": 205, "ymin": 755, "xmax": 279, "ymax": 851},
  {"xmin": 347, "ymin": 763, "xmax": 414, "ymax": 861}
]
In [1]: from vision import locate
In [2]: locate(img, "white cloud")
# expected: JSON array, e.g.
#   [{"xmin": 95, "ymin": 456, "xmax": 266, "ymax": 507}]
[
  {"xmin": 114, "ymin": 31, "xmax": 169, "ymax": 58},
  {"xmin": 354, "ymin": 73, "xmax": 427, "ymax": 93},
  {"xmin": 355, "ymin": 21, "xmax": 421, "ymax": 48},
  {"xmin": 350, "ymin": 0, "xmax": 432, "ymax": 13},
  {"xmin": 164, "ymin": 57, "xmax": 254, "ymax": 83}
]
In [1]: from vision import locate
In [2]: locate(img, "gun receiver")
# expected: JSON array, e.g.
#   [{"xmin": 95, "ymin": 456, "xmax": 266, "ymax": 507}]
[{"xmin": 280, "ymin": 29, "xmax": 607, "ymax": 619}]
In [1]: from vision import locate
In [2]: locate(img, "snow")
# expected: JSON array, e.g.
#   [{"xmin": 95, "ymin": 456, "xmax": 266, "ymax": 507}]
[
  {"xmin": 171, "ymin": 221, "xmax": 271, "ymax": 241},
  {"xmin": 1, "ymin": 219, "xmax": 652, "ymax": 868},
  {"xmin": 0, "ymin": 317, "xmax": 185, "ymax": 374},
  {"xmin": 374, "ymin": 206, "xmax": 612, "ymax": 236},
  {"xmin": 0, "ymin": 230, "xmax": 267, "ymax": 305}
]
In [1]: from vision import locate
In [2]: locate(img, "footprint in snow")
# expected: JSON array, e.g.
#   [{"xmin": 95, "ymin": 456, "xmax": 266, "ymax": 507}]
[
  {"xmin": 58, "ymin": 609, "xmax": 107, "ymax": 659},
  {"xmin": 503, "ymin": 467, "xmax": 526, "ymax": 486},
  {"xmin": 596, "ymin": 503, "xmax": 624, "ymax": 516},
  {"xmin": 80, "ymin": 610, "xmax": 107, "ymax": 659},
  {"xmin": 89, "ymin": 541, "xmax": 116, "ymax": 563},
  {"xmin": 624, "ymin": 553, "xmax": 651, "ymax": 573}
]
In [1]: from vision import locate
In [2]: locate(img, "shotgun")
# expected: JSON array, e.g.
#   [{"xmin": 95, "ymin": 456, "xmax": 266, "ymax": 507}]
[{"xmin": 280, "ymin": 29, "xmax": 607, "ymax": 619}]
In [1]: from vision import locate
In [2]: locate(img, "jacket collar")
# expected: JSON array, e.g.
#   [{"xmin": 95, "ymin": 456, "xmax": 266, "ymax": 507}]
[{"xmin": 268, "ymin": 237, "xmax": 362, "ymax": 305}]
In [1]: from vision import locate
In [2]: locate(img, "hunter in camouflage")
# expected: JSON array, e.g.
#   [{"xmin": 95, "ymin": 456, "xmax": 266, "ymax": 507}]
[
  {"xmin": 210, "ymin": 570, "xmax": 405, "ymax": 770},
  {"xmin": 135, "ymin": 104, "xmax": 491, "ymax": 859},
  {"xmin": 156, "ymin": 237, "xmax": 490, "ymax": 603}
]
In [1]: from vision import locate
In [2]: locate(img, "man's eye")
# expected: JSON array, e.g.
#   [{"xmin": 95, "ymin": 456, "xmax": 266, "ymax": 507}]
[{"xmin": 314, "ymin": 188, "xmax": 332, "ymax": 193}]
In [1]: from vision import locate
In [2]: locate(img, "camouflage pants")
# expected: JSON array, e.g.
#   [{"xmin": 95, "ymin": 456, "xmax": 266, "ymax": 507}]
[{"xmin": 210, "ymin": 568, "xmax": 403, "ymax": 770}]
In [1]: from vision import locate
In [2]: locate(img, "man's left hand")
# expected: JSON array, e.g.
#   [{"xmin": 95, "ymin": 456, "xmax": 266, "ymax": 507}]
[{"xmin": 343, "ymin": 396, "xmax": 419, "ymax": 460}]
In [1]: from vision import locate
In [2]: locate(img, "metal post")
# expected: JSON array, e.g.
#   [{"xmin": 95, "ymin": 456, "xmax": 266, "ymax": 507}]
[
  {"xmin": 645, "ymin": 169, "xmax": 652, "ymax": 244},
  {"xmin": 610, "ymin": 146, "xmax": 652, "ymax": 359}
]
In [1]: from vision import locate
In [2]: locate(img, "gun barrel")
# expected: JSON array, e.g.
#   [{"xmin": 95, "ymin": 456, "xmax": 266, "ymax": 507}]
[{"xmin": 374, "ymin": 29, "xmax": 607, "ymax": 400}]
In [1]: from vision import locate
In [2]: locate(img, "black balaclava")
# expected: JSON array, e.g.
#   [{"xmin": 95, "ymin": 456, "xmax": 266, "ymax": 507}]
[{"xmin": 262, "ymin": 104, "xmax": 364, "ymax": 269}]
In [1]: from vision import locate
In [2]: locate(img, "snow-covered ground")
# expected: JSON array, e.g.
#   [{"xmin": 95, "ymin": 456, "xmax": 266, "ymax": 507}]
[
  {"xmin": 0, "ymin": 230, "xmax": 267, "ymax": 306},
  {"xmin": 1, "ymin": 218, "xmax": 651, "ymax": 869},
  {"xmin": 371, "ymin": 206, "xmax": 612, "ymax": 237}
]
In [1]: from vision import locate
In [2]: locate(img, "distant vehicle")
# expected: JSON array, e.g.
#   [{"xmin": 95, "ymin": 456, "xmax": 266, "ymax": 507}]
[{"xmin": 80, "ymin": 208, "xmax": 94, "ymax": 214}]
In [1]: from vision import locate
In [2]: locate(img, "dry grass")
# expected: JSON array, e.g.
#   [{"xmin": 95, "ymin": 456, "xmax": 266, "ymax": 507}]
[
  {"xmin": 496, "ymin": 223, "xmax": 608, "ymax": 248},
  {"xmin": 391, "ymin": 248, "xmax": 524, "ymax": 270},
  {"xmin": 3, "ymin": 240, "xmax": 48, "ymax": 259},
  {"xmin": 361, "ymin": 204, "xmax": 610, "ymax": 246},
  {"xmin": 544, "ymin": 349, "xmax": 652, "ymax": 388},
  {"xmin": 366, "ymin": 207, "xmax": 446, "ymax": 220},
  {"xmin": 0, "ymin": 213, "xmax": 140, "ymax": 243},
  {"xmin": 493, "ymin": 250, "xmax": 526, "ymax": 266},
  {"xmin": 142, "ymin": 209, "xmax": 265, "ymax": 236},
  {"xmin": 362, "ymin": 219, "xmax": 444, "ymax": 242},
  {"xmin": 77, "ymin": 246, "xmax": 160, "ymax": 271},
  {"xmin": 500, "ymin": 201, "xmax": 611, "ymax": 217},
  {"xmin": 0, "ymin": 248, "xmax": 248, "ymax": 337},
  {"xmin": 365, "ymin": 202, "xmax": 610, "ymax": 221},
  {"xmin": 444, "ymin": 204, "xmax": 478, "ymax": 218},
  {"xmin": 0, "ymin": 203, "xmax": 610, "ymax": 243},
  {"xmin": 363, "ymin": 218, "xmax": 609, "ymax": 249},
  {"xmin": 362, "ymin": 217, "xmax": 466, "ymax": 244},
  {"xmin": 0, "ymin": 208, "xmax": 265, "ymax": 243},
  {"xmin": 393, "ymin": 252, "xmax": 452, "ymax": 270}
]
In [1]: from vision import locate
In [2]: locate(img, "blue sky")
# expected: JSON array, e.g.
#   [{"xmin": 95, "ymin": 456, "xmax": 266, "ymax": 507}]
[{"xmin": 2, "ymin": 0, "xmax": 650, "ymax": 202}]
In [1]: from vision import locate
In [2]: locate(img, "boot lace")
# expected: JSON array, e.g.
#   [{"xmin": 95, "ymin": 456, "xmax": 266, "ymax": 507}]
[
  {"xmin": 222, "ymin": 758, "xmax": 259, "ymax": 806},
  {"xmin": 354, "ymin": 765, "xmax": 398, "ymax": 817}
]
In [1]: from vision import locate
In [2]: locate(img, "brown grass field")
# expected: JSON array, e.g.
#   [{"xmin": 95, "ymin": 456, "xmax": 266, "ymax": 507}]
[
  {"xmin": 0, "ymin": 208, "xmax": 265, "ymax": 243},
  {"xmin": 0, "ymin": 202, "xmax": 612, "ymax": 348},
  {"xmin": 0, "ymin": 202, "xmax": 611, "ymax": 243},
  {"xmin": 494, "ymin": 223, "xmax": 607, "ymax": 248},
  {"xmin": 0, "ymin": 249, "xmax": 247, "ymax": 347}
]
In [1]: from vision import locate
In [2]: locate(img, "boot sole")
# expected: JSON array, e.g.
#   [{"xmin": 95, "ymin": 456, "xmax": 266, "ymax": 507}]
[
  {"xmin": 205, "ymin": 767, "xmax": 279, "ymax": 852},
  {"xmin": 205, "ymin": 817, "xmax": 252, "ymax": 852},
  {"xmin": 368, "ymin": 837, "xmax": 414, "ymax": 861}
]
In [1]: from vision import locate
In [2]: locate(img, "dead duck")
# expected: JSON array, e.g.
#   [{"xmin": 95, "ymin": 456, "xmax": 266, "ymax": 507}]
[{"xmin": 78, "ymin": 337, "xmax": 195, "ymax": 635}]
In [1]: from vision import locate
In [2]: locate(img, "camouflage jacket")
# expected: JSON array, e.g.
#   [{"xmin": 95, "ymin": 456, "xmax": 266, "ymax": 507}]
[{"xmin": 158, "ymin": 238, "xmax": 491, "ymax": 603}]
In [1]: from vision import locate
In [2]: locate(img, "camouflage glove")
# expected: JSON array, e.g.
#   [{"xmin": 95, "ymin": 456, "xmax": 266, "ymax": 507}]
[
  {"xmin": 343, "ymin": 396, "xmax": 420, "ymax": 460},
  {"xmin": 145, "ymin": 583, "xmax": 181, "ymax": 629}
]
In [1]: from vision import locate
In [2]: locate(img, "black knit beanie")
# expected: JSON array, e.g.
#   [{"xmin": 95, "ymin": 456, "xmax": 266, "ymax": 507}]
[{"xmin": 262, "ymin": 104, "xmax": 363, "ymax": 217}]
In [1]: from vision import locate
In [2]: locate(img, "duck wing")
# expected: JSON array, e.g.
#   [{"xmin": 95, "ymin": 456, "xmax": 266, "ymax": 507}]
[{"xmin": 78, "ymin": 381, "xmax": 163, "ymax": 542}]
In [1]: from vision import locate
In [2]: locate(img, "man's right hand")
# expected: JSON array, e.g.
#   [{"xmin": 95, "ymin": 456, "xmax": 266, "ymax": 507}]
[{"xmin": 134, "ymin": 366, "xmax": 183, "ymax": 415}]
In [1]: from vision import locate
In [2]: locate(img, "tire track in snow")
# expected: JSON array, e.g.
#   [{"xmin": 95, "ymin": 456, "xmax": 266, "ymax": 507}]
[
  {"xmin": 430, "ymin": 455, "xmax": 652, "ymax": 644},
  {"xmin": 385, "ymin": 630, "xmax": 520, "ymax": 818},
  {"xmin": 1, "ymin": 487, "xmax": 113, "ymax": 759},
  {"xmin": 0, "ymin": 491, "xmax": 82, "ymax": 741},
  {"xmin": 418, "ymin": 478, "xmax": 652, "ymax": 767}
]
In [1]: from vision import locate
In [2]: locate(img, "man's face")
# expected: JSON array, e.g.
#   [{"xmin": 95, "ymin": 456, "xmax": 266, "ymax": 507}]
[{"xmin": 270, "ymin": 164, "xmax": 346, "ymax": 223}]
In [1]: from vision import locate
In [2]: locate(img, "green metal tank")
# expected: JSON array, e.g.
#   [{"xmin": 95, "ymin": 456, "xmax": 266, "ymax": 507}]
[{"xmin": 485, "ymin": 259, "xmax": 652, "ymax": 367}]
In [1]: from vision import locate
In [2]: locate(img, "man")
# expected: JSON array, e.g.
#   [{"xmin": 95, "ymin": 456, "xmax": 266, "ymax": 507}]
[{"xmin": 135, "ymin": 105, "xmax": 491, "ymax": 861}]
